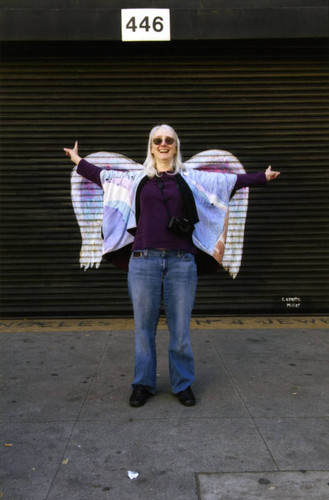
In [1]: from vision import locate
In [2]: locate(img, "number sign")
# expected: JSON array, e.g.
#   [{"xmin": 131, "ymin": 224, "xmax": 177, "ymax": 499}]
[{"xmin": 121, "ymin": 9, "xmax": 171, "ymax": 42}]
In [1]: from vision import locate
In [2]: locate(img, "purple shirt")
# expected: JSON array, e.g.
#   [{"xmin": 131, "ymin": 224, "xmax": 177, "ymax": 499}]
[
  {"xmin": 132, "ymin": 172, "xmax": 197, "ymax": 253},
  {"xmin": 77, "ymin": 159, "xmax": 266, "ymax": 254}
]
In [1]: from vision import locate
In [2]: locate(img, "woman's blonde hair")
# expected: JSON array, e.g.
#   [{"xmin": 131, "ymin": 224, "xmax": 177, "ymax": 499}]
[{"xmin": 143, "ymin": 124, "xmax": 184, "ymax": 177}]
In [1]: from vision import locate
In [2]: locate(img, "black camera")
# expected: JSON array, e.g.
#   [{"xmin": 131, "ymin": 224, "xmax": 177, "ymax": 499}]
[{"xmin": 168, "ymin": 217, "xmax": 193, "ymax": 237}]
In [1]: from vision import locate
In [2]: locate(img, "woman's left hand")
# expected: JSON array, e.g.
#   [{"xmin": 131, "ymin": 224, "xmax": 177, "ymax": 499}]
[{"xmin": 265, "ymin": 165, "xmax": 280, "ymax": 181}]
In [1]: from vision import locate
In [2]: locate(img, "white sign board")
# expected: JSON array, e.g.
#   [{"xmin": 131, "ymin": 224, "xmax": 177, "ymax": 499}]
[{"xmin": 121, "ymin": 9, "xmax": 171, "ymax": 42}]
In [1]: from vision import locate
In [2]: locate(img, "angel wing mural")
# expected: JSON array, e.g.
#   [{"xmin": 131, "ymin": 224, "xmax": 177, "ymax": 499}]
[
  {"xmin": 71, "ymin": 152, "xmax": 142, "ymax": 270},
  {"xmin": 71, "ymin": 149, "xmax": 248, "ymax": 278}
]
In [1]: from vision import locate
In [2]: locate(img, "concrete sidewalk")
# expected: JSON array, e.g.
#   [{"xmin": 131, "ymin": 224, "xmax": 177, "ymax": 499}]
[{"xmin": 1, "ymin": 318, "xmax": 329, "ymax": 499}]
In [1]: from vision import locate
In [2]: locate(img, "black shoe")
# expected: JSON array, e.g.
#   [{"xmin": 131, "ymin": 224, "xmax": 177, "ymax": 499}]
[
  {"xmin": 129, "ymin": 385, "xmax": 151, "ymax": 407},
  {"xmin": 175, "ymin": 386, "xmax": 196, "ymax": 407}
]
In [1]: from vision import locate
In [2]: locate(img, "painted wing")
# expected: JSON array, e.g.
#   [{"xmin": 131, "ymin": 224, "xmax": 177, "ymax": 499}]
[
  {"xmin": 71, "ymin": 152, "xmax": 143, "ymax": 270},
  {"xmin": 184, "ymin": 150, "xmax": 249, "ymax": 278}
]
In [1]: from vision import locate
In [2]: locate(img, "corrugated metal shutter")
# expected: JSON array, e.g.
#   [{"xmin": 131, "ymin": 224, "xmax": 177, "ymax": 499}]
[{"xmin": 0, "ymin": 40, "xmax": 328, "ymax": 317}]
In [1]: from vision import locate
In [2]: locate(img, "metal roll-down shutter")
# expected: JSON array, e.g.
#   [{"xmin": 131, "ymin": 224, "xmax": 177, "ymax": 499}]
[{"xmin": 0, "ymin": 39, "xmax": 328, "ymax": 317}]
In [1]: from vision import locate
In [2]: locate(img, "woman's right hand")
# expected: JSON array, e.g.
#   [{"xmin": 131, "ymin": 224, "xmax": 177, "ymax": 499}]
[{"xmin": 63, "ymin": 141, "xmax": 81, "ymax": 165}]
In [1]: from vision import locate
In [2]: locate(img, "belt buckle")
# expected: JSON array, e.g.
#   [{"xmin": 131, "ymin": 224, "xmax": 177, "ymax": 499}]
[{"xmin": 133, "ymin": 251, "xmax": 142, "ymax": 258}]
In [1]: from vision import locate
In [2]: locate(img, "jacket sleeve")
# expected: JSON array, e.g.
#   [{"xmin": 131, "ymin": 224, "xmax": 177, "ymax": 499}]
[{"xmin": 77, "ymin": 159, "xmax": 103, "ymax": 188}]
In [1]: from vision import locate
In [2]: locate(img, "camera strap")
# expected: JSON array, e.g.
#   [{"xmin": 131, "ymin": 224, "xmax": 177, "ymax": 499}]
[
  {"xmin": 156, "ymin": 174, "xmax": 199, "ymax": 224},
  {"xmin": 156, "ymin": 176, "xmax": 172, "ymax": 222}
]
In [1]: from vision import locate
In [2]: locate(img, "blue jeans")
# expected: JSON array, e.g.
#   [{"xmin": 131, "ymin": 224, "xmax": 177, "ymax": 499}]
[{"xmin": 128, "ymin": 249, "xmax": 198, "ymax": 394}]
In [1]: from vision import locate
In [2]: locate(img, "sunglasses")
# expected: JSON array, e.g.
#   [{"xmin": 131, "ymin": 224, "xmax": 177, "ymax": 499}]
[{"xmin": 152, "ymin": 137, "xmax": 175, "ymax": 146}]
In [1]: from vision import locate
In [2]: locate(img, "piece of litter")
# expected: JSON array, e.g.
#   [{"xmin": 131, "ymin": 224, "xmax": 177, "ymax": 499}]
[
  {"xmin": 62, "ymin": 458, "xmax": 69, "ymax": 465},
  {"xmin": 4, "ymin": 444, "xmax": 13, "ymax": 447},
  {"xmin": 127, "ymin": 471, "xmax": 139, "ymax": 480}
]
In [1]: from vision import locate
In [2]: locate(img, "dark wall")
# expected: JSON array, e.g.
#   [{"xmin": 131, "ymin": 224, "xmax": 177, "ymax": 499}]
[
  {"xmin": 0, "ymin": 0, "xmax": 328, "ymax": 40},
  {"xmin": 1, "ymin": 39, "xmax": 328, "ymax": 317}
]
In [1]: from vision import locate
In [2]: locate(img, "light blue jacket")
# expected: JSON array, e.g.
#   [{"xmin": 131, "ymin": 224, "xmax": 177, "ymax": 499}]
[{"xmin": 71, "ymin": 150, "xmax": 249, "ymax": 277}]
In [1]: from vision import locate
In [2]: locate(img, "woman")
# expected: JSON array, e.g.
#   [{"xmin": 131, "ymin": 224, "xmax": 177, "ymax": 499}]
[{"xmin": 64, "ymin": 124, "xmax": 280, "ymax": 408}]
